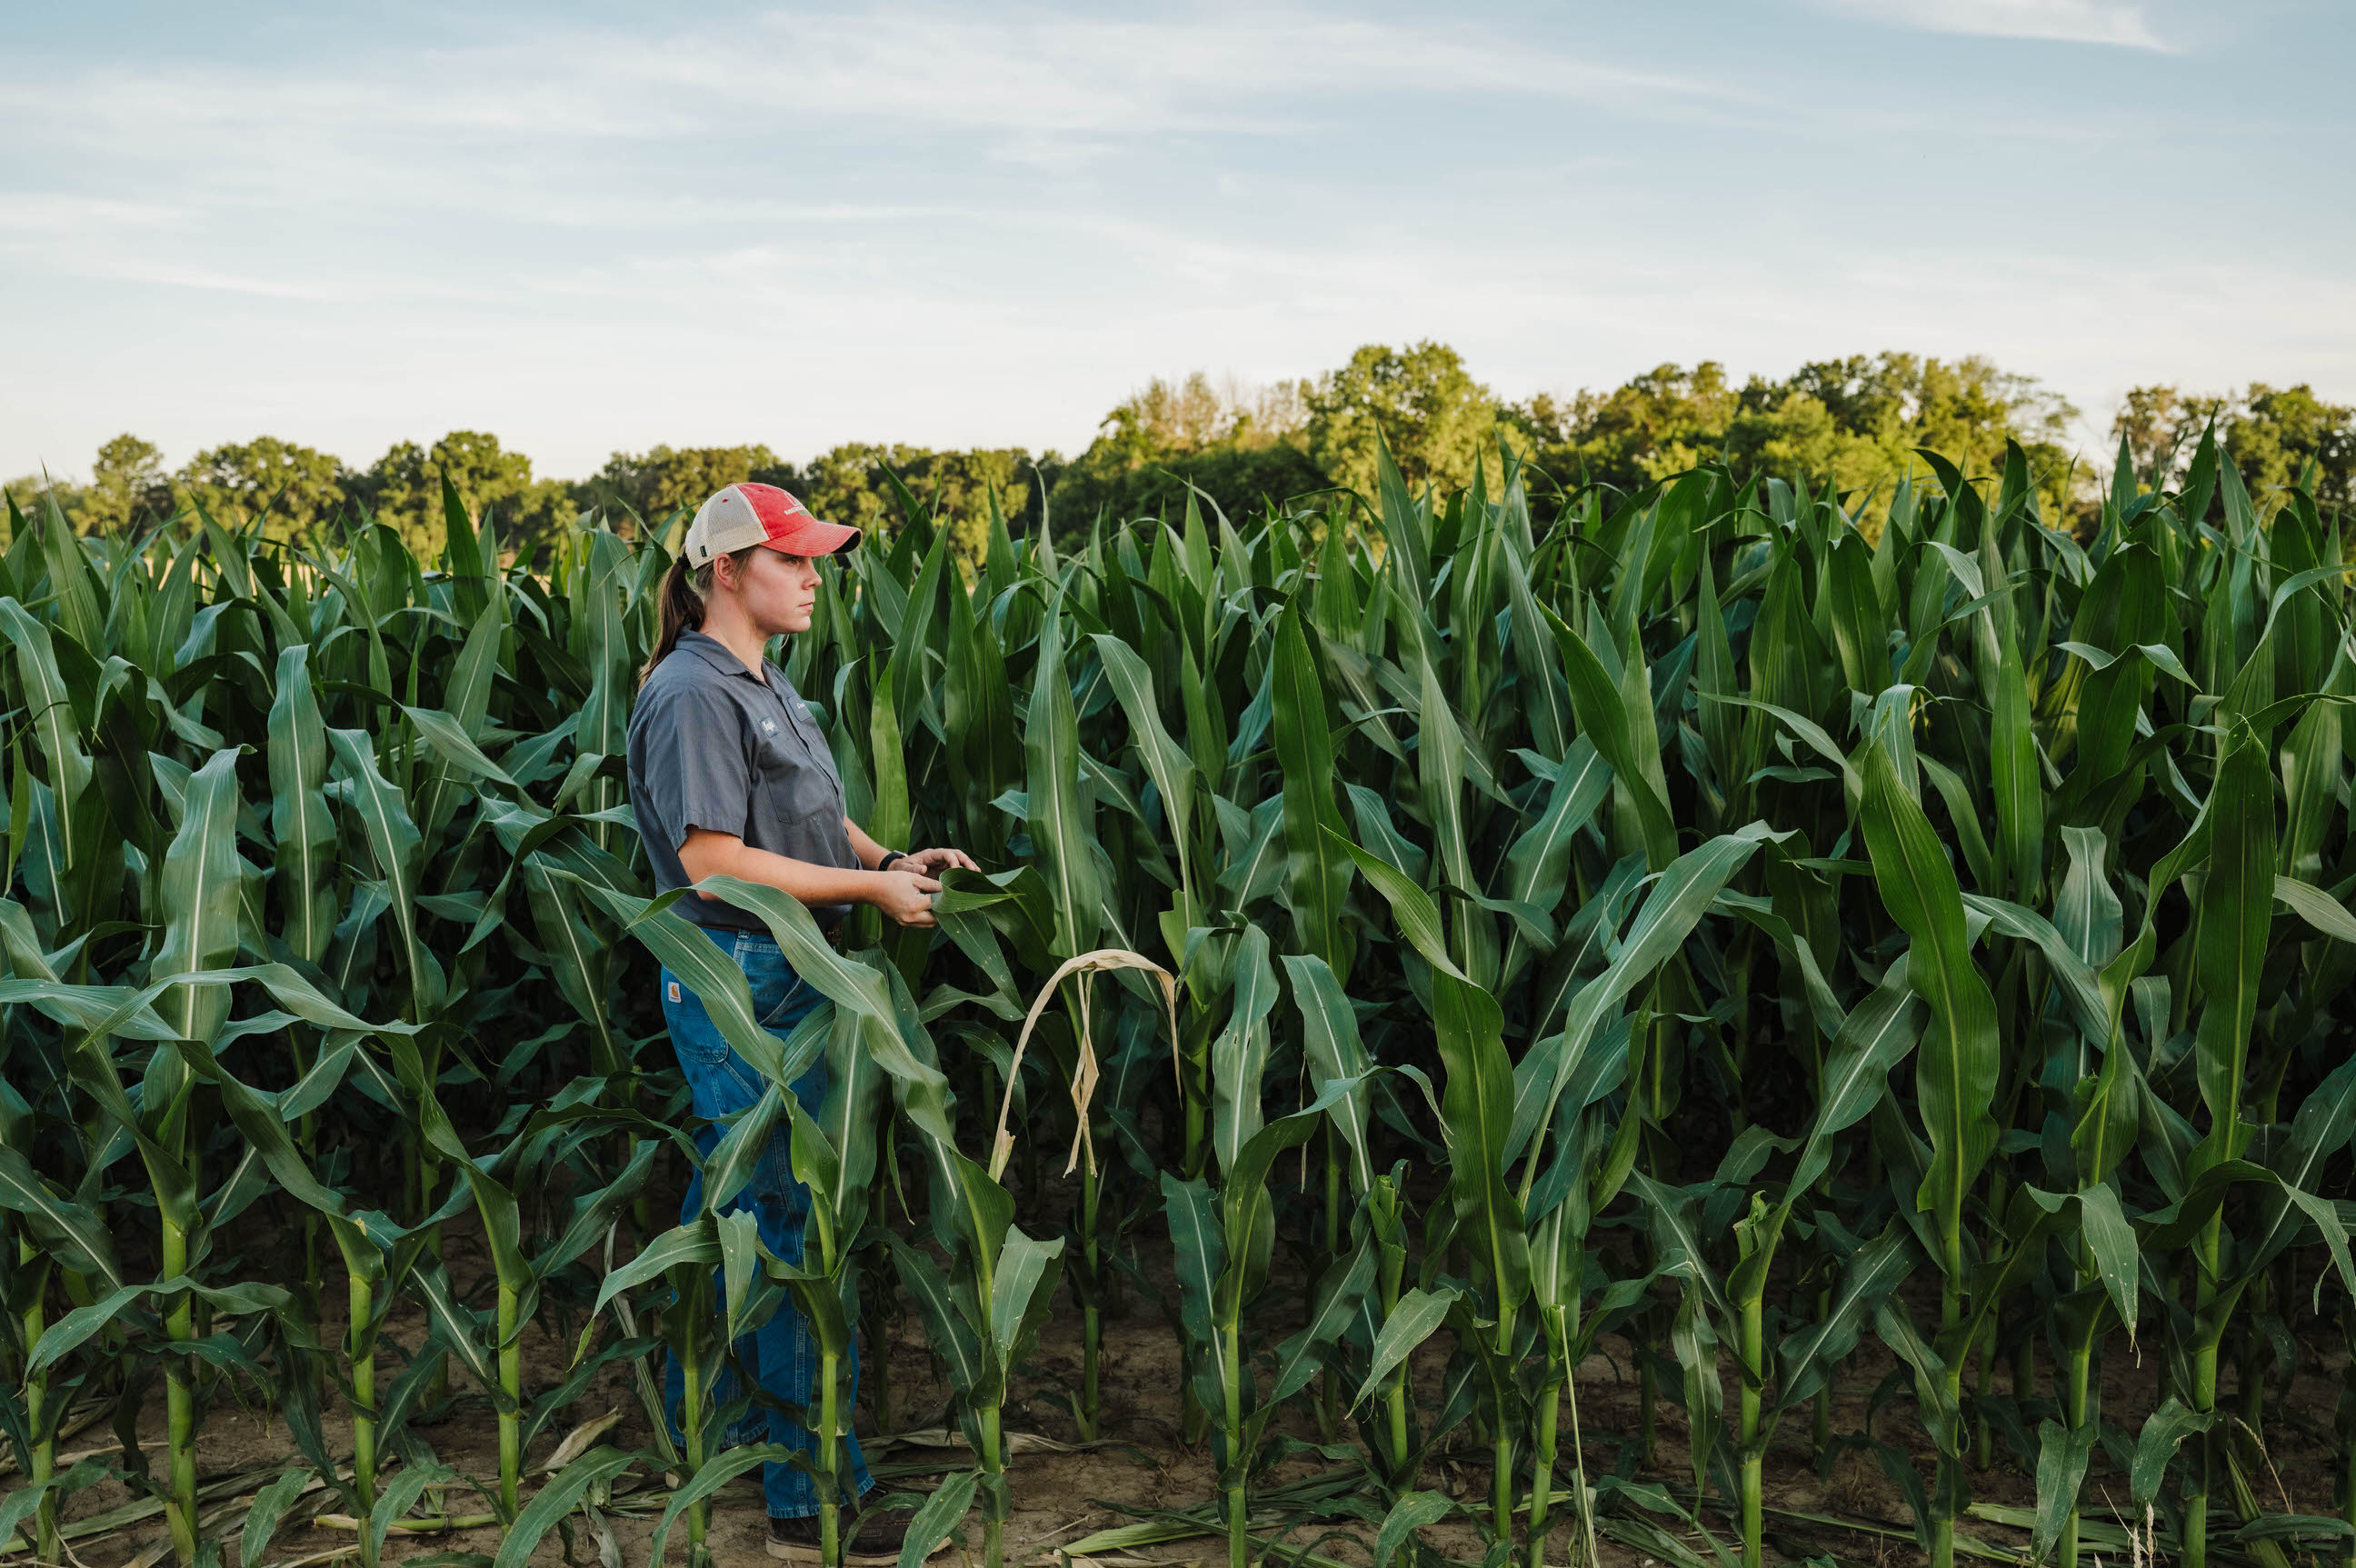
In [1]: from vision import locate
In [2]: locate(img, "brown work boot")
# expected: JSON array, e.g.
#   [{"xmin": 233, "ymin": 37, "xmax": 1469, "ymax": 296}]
[{"xmin": 766, "ymin": 1504, "xmax": 951, "ymax": 1565}]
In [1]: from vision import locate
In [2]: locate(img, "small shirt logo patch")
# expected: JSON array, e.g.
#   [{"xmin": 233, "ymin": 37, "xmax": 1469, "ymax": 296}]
[
  {"xmin": 761, "ymin": 717, "xmax": 778, "ymax": 734},
  {"xmin": 666, "ymin": 980, "xmax": 682, "ymax": 1004}
]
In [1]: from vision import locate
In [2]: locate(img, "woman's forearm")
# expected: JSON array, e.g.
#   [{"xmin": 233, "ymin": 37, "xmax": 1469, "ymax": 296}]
[
  {"xmin": 843, "ymin": 816, "xmax": 891, "ymax": 870},
  {"xmin": 680, "ymin": 830, "xmax": 882, "ymax": 909}
]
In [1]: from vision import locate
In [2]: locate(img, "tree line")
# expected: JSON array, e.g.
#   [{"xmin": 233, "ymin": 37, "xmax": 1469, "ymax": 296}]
[{"xmin": 9, "ymin": 345, "xmax": 2350, "ymax": 563}]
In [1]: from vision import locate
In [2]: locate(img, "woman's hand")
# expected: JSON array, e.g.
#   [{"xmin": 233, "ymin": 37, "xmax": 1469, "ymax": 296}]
[
  {"xmin": 897, "ymin": 846, "xmax": 981, "ymax": 875},
  {"xmin": 873, "ymin": 867, "xmax": 943, "ymax": 927}
]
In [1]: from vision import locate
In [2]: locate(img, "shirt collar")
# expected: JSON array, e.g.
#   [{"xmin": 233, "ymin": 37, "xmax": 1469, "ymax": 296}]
[{"xmin": 678, "ymin": 630, "xmax": 766, "ymax": 681}]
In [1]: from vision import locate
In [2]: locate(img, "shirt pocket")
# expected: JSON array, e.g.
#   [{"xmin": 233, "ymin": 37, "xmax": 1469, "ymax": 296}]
[{"xmin": 754, "ymin": 733, "xmax": 842, "ymax": 817}]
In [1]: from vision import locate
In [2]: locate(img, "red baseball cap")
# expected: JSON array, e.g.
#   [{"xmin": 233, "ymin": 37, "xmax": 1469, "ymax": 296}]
[{"xmin": 683, "ymin": 483, "xmax": 860, "ymax": 567}]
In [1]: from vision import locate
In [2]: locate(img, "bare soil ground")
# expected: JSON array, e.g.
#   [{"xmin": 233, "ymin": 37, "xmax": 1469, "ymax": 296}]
[{"xmin": 29, "ymin": 1202, "xmax": 2351, "ymax": 1568}]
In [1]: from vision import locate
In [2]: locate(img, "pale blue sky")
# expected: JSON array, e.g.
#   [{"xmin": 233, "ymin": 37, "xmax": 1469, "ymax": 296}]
[{"xmin": 4, "ymin": 0, "xmax": 2348, "ymax": 482}]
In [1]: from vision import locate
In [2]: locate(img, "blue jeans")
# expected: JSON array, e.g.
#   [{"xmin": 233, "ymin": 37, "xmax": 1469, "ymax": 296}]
[{"xmin": 662, "ymin": 926, "xmax": 874, "ymax": 1519}]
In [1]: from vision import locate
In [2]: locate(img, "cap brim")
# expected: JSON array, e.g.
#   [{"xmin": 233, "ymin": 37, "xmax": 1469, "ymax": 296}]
[{"xmin": 759, "ymin": 519, "xmax": 862, "ymax": 557}]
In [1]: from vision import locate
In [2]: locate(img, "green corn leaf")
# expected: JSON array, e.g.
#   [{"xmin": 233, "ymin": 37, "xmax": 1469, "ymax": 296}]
[
  {"xmin": 1210, "ymin": 926, "xmax": 1281, "ymax": 1174},
  {"xmin": 888, "ymin": 1234, "xmax": 985, "ymax": 1396},
  {"xmin": 868, "ymin": 652, "xmax": 911, "ymax": 852},
  {"xmin": 2076, "ymin": 1182, "xmax": 2141, "ymax": 1339},
  {"xmin": 0, "ymin": 1144, "xmax": 124, "ymax": 1292},
  {"xmin": 1786, "ymin": 954, "xmax": 1918, "ymax": 1197},
  {"xmin": 2031, "ymin": 1419, "xmax": 2099, "ymax": 1565},
  {"xmin": 2130, "ymin": 1398, "xmax": 2211, "ymax": 1507},
  {"xmin": 364, "ymin": 1463, "xmax": 456, "ymax": 1567},
  {"xmin": 149, "ymin": 746, "xmax": 245, "ymax": 1044},
  {"xmin": 718, "ymin": 1208, "xmax": 768, "ymax": 1343},
  {"xmin": 565, "ymin": 878, "xmax": 794, "ymax": 1092},
  {"xmin": 522, "ymin": 854, "xmax": 622, "ymax": 1074},
  {"xmin": 1428, "ymin": 966, "xmax": 1530, "ymax": 1308},
  {"xmin": 237, "ymin": 1466, "xmax": 313, "ymax": 1568},
  {"xmin": 1272, "ymin": 601, "xmax": 1351, "ymax": 972},
  {"xmin": 1825, "ymin": 532, "xmax": 1887, "ymax": 694},
  {"xmin": 1162, "ymin": 1171, "xmax": 1227, "ymax": 1408},
  {"xmin": 1328, "ymin": 829, "xmax": 1458, "ymax": 978},
  {"xmin": 265, "ymin": 643, "xmax": 337, "ymax": 964},
  {"xmin": 0, "ymin": 977, "xmax": 178, "ymax": 1041},
  {"xmin": 1092, "ymin": 630, "xmax": 1197, "ymax": 898},
  {"xmin": 35, "ymin": 497, "xmax": 105, "ymax": 652},
  {"xmin": 1025, "ymin": 609, "xmax": 1101, "ymax": 959},
  {"xmin": 1625, "ymin": 1170, "xmax": 1728, "ymax": 1319},
  {"xmin": 704, "ymin": 1084, "xmax": 789, "ymax": 1215},
  {"xmin": 1500, "ymin": 540, "xmax": 1572, "ymax": 761},
  {"xmin": 2272, "ymin": 1180, "xmax": 2356, "ymax": 1307},
  {"xmin": 1281, "ymin": 953, "xmax": 1375, "ymax": 1193},
  {"xmin": 592, "ymin": 1217, "xmax": 721, "ymax": 1315},
  {"xmin": 1670, "ymin": 1279, "xmax": 1724, "ymax": 1493},
  {"xmin": 896, "ymin": 1468, "xmax": 980, "ymax": 1568},
  {"xmin": 412, "ymin": 1262, "xmax": 503, "ymax": 1401},
  {"xmin": 1353, "ymin": 1285, "xmax": 1460, "ymax": 1409},
  {"xmin": 1503, "ymin": 737, "xmax": 1611, "ymax": 922},
  {"xmin": 1549, "ymin": 603, "xmax": 1677, "ymax": 870},
  {"xmin": 1775, "ymin": 1224, "xmax": 1914, "ymax": 1413},
  {"xmin": 2193, "ymin": 728, "xmax": 2274, "ymax": 1164},
  {"xmin": 401, "ymin": 703, "xmax": 515, "ymax": 787},
  {"xmin": 327, "ymin": 727, "xmax": 438, "ymax": 1019},
  {"xmin": 1860, "ymin": 741, "xmax": 1999, "ymax": 1249},
  {"xmin": 2053, "ymin": 824, "xmax": 2124, "ymax": 965},
  {"xmin": 1264, "ymin": 1236, "xmax": 1376, "ymax": 1407},
  {"xmin": 0, "ymin": 601, "xmax": 94, "ymax": 866},
  {"xmin": 535, "ymin": 1138, "xmax": 662, "ymax": 1275},
  {"xmin": 1873, "ymin": 1296, "xmax": 1962, "ymax": 1455},
  {"xmin": 1960, "ymin": 894, "xmax": 2109, "ymax": 1042},
  {"xmin": 1983, "ymin": 606, "xmax": 2044, "ymax": 903},
  {"xmin": 1414, "ymin": 656, "xmax": 1473, "ymax": 894},
  {"xmin": 25, "ymin": 1283, "xmax": 146, "ymax": 1374},
  {"xmin": 782, "ymin": 1092, "xmax": 843, "ymax": 1230},
  {"xmin": 986, "ymin": 1225, "xmax": 1065, "ymax": 1379},
  {"xmin": 2240, "ymin": 1056, "xmax": 2356, "ymax": 1282},
  {"xmin": 1373, "ymin": 1491, "xmax": 1456, "ymax": 1568},
  {"xmin": 2275, "ymin": 874, "xmax": 2356, "ymax": 944},
  {"xmin": 493, "ymin": 1446, "xmax": 638, "ymax": 1568},
  {"xmin": 1522, "ymin": 824, "xmax": 1786, "ymax": 1190}
]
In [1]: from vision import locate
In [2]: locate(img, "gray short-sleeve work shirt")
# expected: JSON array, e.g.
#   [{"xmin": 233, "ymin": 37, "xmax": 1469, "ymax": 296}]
[{"xmin": 626, "ymin": 630, "xmax": 859, "ymax": 930}]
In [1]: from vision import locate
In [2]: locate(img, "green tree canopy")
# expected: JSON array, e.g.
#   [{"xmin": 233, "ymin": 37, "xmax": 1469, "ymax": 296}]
[
  {"xmin": 2232, "ymin": 384, "xmax": 2356, "ymax": 500},
  {"xmin": 1508, "ymin": 362, "xmax": 1739, "ymax": 493},
  {"xmin": 83, "ymin": 434, "xmax": 172, "ymax": 534},
  {"xmin": 584, "ymin": 444, "xmax": 795, "ymax": 526},
  {"xmin": 177, "ymin": 435, "xmax": 347, "ymax": 538},
  {"xmin": 1305, "ymin": 341, "xmax": 1499, "ymax": 497},
  {"xmin": 2111, "ymin": 382, "xmax": 2354, "ymax": 508},
  {"xmin": 352, "ymin": 430, "xmax": 572, "ymax": 559},
  {"xmin": 1051, "ymin": 373, "xmax": 1324, "ymax": 526},
  {"xmin": 1508, "ymin": 352, "xmax": 2079, "ymax": 520},
  {"xmin": 801, "ymin": 444, "xmax": 1058, "ymax": 566},
  {"xmin": 8, "ymin": 349, "xmax": 2340, "ymax": 559}
]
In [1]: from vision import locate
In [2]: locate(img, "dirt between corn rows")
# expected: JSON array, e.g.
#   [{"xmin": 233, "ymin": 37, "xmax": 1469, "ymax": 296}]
[{"xmin": 42, "ymin": 1200, "xmax": 2353, "ymax": 1568}]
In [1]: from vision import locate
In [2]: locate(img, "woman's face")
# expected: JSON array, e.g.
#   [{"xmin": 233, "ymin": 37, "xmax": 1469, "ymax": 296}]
[{"xmin": 720, "ymin": 545, "xmax": 824, "ymax": 636}]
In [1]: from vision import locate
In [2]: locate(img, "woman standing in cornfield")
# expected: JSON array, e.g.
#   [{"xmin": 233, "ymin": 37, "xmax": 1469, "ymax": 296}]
[{"xmin": 627, "ymin": 482, "xmax": 977, "ymax": 1564}]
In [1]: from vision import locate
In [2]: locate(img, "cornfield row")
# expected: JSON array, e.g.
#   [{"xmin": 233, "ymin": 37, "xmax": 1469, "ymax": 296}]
[{"xmin": 3, "ymin": 435, "xmax": 2355, "ymax": 1568}]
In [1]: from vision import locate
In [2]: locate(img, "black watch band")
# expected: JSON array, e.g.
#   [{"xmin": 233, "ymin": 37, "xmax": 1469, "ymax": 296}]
[{"xmin": 878, "ymin": 851, "xmax": 905, "ymax": 873}]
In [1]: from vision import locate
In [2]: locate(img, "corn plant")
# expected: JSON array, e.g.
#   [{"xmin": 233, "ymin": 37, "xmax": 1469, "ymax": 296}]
[{"xmin": 7, "ymin": 417, "xmax": 2356, "ymax": 1568}]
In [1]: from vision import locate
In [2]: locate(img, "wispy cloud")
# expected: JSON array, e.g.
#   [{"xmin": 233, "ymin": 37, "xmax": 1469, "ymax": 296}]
[
  {"xmin": 1812, "ymin": 0, "xmax": 2175, "ymax": 50},
  {"xmin": 5, "ymin": 0, "xmax": 2343, "ymax": 484},
  {"xmin": 0, "ymin": 5, "xmax": 1768, "ymax": 312},
  {"xmin": 1, "ymin": 6, "xmax": 1751, "ymax": 169}
]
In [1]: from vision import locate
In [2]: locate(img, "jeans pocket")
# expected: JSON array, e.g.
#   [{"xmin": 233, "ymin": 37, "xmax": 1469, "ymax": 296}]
[
  {"xmin": 737, "ymin": 936, "xmax": 813, "ymax": 1029},
  {"xmin": 661, "ymin": 971, "xmax": 734, "ymax": 1065},
  {"xmin": 758, "ymin": 974, "xmax": 812, "ymax": 1029}
]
